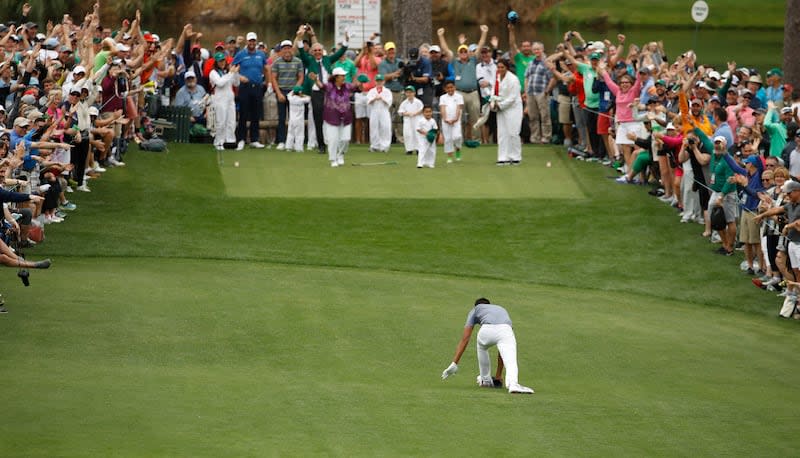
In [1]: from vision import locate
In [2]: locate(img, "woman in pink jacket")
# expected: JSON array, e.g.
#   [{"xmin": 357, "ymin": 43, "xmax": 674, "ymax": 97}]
[{"xmin": 599, "ymin": 63, "xmax": 642, "ymax": 173}]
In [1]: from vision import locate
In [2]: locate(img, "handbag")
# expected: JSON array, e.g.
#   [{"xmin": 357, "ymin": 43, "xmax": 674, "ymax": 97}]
[{"xmin": 710, "ymin": 206, "xmax": 727, "ymax": 231}]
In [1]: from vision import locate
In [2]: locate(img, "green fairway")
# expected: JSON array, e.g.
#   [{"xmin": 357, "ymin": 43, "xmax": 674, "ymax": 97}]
[
  {"xmin": 220, "ymin": 145, "xmax": 585, "ymax": 199},
  {"xmin": 0, "ymin": 143, "xmax": 796, "ymax": 456}
]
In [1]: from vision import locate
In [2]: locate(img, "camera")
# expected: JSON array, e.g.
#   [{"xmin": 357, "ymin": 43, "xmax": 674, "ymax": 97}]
[
  {"xmin": 688, "ymin": 138, "xmax": 696, "ymax": 145},
  {"xmin": 18, "ymin": 269, "xmax": 29, "ymax": 286},
  {"xmin": 567, "ymin": 31, "xmax": 574, "ymax": 41}
]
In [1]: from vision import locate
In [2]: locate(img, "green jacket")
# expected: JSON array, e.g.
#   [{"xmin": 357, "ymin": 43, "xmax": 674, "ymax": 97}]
[{"xmin": 297, "ymin": 44, "xmax": 348, "ymax": 95}]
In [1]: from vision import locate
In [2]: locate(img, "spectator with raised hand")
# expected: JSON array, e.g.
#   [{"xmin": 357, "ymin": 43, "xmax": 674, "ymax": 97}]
[
  {"xmin": 309, "ymin": 67, "xmax": 362, "ymax": 167},
  {"xmin": 755, "ymin": 167, "xmax": 790, "ymax": 290},
  {"xmin": 296, "ymin": 25, "xmax": 348, "ymax": 155},
  {"xmin": 563, "ymin": 32, "xmax": 602, "ymax": 157},
  {"xmin": 726, "ymin": 152, "xmax": 766, "ymax": 275},
  {"xmin": 439, "ymin": 26, "xmax": 485, "ymax": 142},
  {"xmin": 545, "ymin": 54, "xmax": 576, "ymax": 147},
  {"xmin": 598, "ymin": 58, "xmax": 641, "ymax": 174},
  {"xmin": 762, "ymin": 100, "xmax": 787, "ymax": 158},
  {"xmin": 754, "ymin": 180, "xmax": 800, "ymax": 302},
  {"xmin": 209, "ymin": 52, "xmax": 239, "ymax": 151}
]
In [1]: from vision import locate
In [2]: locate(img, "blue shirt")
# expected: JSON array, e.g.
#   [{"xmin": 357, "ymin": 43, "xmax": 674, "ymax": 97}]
[{"xmin": 232, "ymin": 48, "xmax": 267, "ymax": 85}]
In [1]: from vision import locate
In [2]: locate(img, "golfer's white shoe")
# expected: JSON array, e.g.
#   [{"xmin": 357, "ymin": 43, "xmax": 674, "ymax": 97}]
[
  {"xmin": 508, "ymin": 383, "xmax": 534, "ymax": 394},
  {"xmin": 476, "ymin": 375, "xmax": 494, "ymax": 387}
]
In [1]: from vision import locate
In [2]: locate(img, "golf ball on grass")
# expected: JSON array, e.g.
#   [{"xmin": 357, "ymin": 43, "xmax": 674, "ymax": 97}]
[
  {"xmin": 234, "ymin": 161, "xmax": 240, "ymax": 168},
  {"xmin": 546, "ymin": 161, "xmax": 552, "ymax": 168}
]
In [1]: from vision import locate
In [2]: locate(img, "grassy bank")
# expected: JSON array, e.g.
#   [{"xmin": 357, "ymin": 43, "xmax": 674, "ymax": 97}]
[{"xmin": 537, "ymin": 0, "xmax": 785, "ymax": 30}]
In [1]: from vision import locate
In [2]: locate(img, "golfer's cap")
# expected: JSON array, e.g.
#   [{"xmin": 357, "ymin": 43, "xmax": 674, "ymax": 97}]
[
  {"xmin": 44, "ymin": 37, "xmax": 59, "ymax": 49},
  {"xmin": 226, "ymin": 35, "xmax": 236, "ymax": 43},
  {"xmin": 292, "ymin": 85, "xmax": 303, "ymax": 93},
  {"xmin": 68, "ymin": 88, "xmax": 81, "ymax": 96},
  {"xmin": 0, "ymin": 104, "xmax": 6, "ymax": 112},
  {"xmin": 214, "ymin": 51, "xmax": 226, "ymax": 62},
  {"xmin": 748, "ymin": 74, "xmax": 763, "ymax": 85},
  {"xmin": 754, "ymin": 108, "xmax": 766, "ymax": 115},
  {"xmin": 690, "ymin": 98, "xmax": 703, "ymax": 106},
  {"xmin": 713, "ymin": 135, "xmax": 727, "ymax": 144},
  {"xmin": 88, "ymin": 106, "xmax": 99, "ymax": 116},
  {"xmin": 727, "ymin": 87, "xmax": 737, "ymax": 94},
  {"xmin": 638, "ymin": 65, "xmax": 651, "ymax": 73},
  {"xmin": 151, "ymin": 34, "xmax": 160, "ymax": 43},
  {"xmin": 332, "ymin": 67, "xmax": 347, "ymax": 77},
  {"xmin": 783, "ymin": 180, "xmax": 800, "ymax": 193},
  {"xmin": 589, "ymin": 52, "xmax": 602, "ymax": 60},
  {"xmin": 191, "ymin": 44, "xmax": 201, "ymax": 51},
  {"xmin": 246, "ymin": 32, "xmax": 258, "ymax": 41},
  {"xmin": 34, "ymin": 33, "xmax": 46, "ymax": 41},
  {"xmin": 184, "ymin": 70, "xmax": 196, "ymax": 79},
  {"xmin": 24, "ymin": 21, "xmax": 37, "ymax": 29},
  {"xmin": 708, "ymin": 70, "xmax": 721, "ymax": 80},
  {"xmin": 404, "ymin": 85, "xmax": 415, "ymax": 92},
  {"xmin": 280, "ymin": 39, "xmax": 293, "ymax": 48},
  {"xmin": 655, "ymin": 79, "xmax": 666, "ymax": 86},
  {"xmin": 73, "ymin": 65, "xmax": 86, "ymax": 75},
  {"xmin": 741, "ymin": 88, "xmax": 753, "ymax": 95},
  {"xmin": 375, "ymin": 73, "xmax": 384, "ymax": 81},
  {"xmin": 782, "ymin": 107, "xmax": 794, "ymax": 114},
  {"xmin": 457, "ymin": 44, "xmax": 469, "ymax": 53},
  {"xmin": 468, "ymin": 44, "xmax": 478, "ymax": 53},
  {"xmin": 695, "ymin": 81, "xmax": 711, "ymax": 90},
  {"xmin": 709, "ymin": 95, "xmax": 721, "ymax": 103},
  {"xmin": 59, "ymin": 45, "xmax": 72, "ymax": 53},
  {"xmin": 384, "ymin": 41, "xmax": 396, "ymax": 51},
  {"xmin": 122, "ymin": 33, "xmax": 132, "ymax": 40},
  {"xmin": 20, "ymin": 94, "xmax": 36, "ymax": 105},
  {"xmin": 214, "ymin": 41, "xmax": 225, "ymax": 49},
  {"xmin": 429, "ymin": 45, "xmax": 441, "ymax": 53},
  {"xmin": 666, "ymin": 122, "xmax": 676, "ymax": 130},
  {"xmin": 116, "ymin": 43, "xmax": 130, "ymax": 52},
  {"xmin": 614, "ymin": 61, "xmax": 627, "ymax": 69},
  {"xmin": 13, "ymin": 117, "xmax": 30, "ymax": 127}
]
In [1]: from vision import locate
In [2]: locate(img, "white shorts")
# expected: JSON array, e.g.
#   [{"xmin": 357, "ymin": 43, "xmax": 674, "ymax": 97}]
[
  {"xmin": 615, "ymin": 121, "xmax": 644, "ymax": 145},
  {"xmin": 354, "ymin": 92, "xmax": 368, "ymax": 119},
  {"xmin": 788, "ymin": 241, "xmax": 800, "ymax": 269}
]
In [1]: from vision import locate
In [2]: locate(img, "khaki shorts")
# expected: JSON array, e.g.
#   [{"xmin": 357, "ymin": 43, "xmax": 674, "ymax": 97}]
[
  {"xmin": 739, "ymin": 211, "xmax": 761, "ymax": 244},
  {"xmin": 557, "ymin": 95, "xmax": 572, "ymax": 124}
]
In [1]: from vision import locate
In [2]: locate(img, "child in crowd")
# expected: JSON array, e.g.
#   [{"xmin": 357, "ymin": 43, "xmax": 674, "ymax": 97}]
[
  {"xmin": 286, "ymin": 86, "xmax": 310, "ymax": 152},
  {"xmin": 367, "ymin": 74, "xmax": 393, "ymax": 153},
  {"xmin": 438, "ymin": 80, "xmax": 464, "ymax": 163},
  {"xmin": 398, "ymin": 85, "xmax": 423, "ymax": 155},
  {"xmin": 416, "ymin": 106, "xmax": 437, "ymax": 168}
]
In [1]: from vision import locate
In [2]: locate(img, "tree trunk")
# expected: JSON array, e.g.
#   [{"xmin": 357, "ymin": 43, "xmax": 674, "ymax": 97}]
[
  {"xmin": 392, "ymin": 0, "xmax": 431, "ymax": 57},
  {"xmin": 785, "ymin": 0, "xmax": 800, "ymax": 89}
]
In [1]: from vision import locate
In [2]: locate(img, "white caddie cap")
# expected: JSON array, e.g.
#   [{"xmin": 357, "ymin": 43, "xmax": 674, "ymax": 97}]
[
  {"xmin": 246, "ymin": 32, "xmax": 257, "ymax": 41},
  {"xmin": 332, "ymin": 67, "xmax": 347, "ymax": 76},
  {"xmin": 280, "ymin": 39, "xmax": 293, "ymax": 48}
]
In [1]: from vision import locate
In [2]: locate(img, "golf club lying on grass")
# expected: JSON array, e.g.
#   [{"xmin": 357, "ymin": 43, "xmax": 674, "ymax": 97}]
[{"xmin": 351, "ymin": 161, "xmax": 399, "ymax": 166}]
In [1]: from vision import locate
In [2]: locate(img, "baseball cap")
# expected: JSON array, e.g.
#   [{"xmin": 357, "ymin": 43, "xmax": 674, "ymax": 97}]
[
  {"xmin": 280, "ymin": 39, "xmax": 293, "ymax": 48},
  {"xmin": 292, "ymin": 85, "xmax": 302, "ymax": 93},
  {"xmin": 26, "ymin": 110, "xmax": 43, "ymax": 121},
  {"xmin": 767, "ymin": 67, "xmax": 783, "ymax": 78},
  {"xmin": 748, "ymin": 74, "xmax": 763, "ymax": 85},
  {"xmin": 375, "ymin": 74, "xmax": 384, "ymax": 81},
  {"xmin": 73, "ymin": 65, "xmax": 86, "ymax": 75},
  {"xmin": 457, "ymin": 44, "xmax": 468, "ymax": 52},
  {"xmin": 226, "ymin": 35, "xmax": 236, "ymax": 43},
  {"xmin": 184, "ymin": 70, "xmax": 196, "ymax": 79},
  {"xmin": 690, "ymin": 98, "xmax": 703, "ymax": 106},
  {"xmin": 246, "ymin": 32, "xmax": 257, "ymax": 41},
  {"xmin": 708, "ymin": 70, "xmax": 721, "ymax": 80},
  {"xmin": 589, "ymin": 52, "xmax": 602, "ymax": 60},
  {"xmin": 24, "ymin": 21, "xmax": 37, "ymax": 29},
  {"xmin": 709, "ymin": 95, "xmax": 721, "ymax": 103},
  {"xmin": 429, "ymin": 45, "xmax": 441, "ymax": 53},
  {"xmin": 88, "ymin": 106, "xmax": 99, "ymax": 116},
  {"xmin": 214, "ymin": 51, "xmax": 226, "ymax": 62},
  {"xmin": 468, "ymin": 44, "xmax": 478, "ymax": 53},
  {"xmin": 116, "ymin": 43, "xmax": 130, "ymax": 52},
  {"xmin": 713, "ymin": 135, "xmax": 727, "ymax": 144},
  {"xmin": 781, "ymin": 107, "xmax": 794, "ymax": 114},
  {"xmin": 214, "ymin": 41, "xmax": 225, "ymax": 49},
  {"xmin": 68, "ymin": 88, "xmax": 81, "ymax": 96},
  {"xmin": 655, "ymin": 79, "xmax": 666, "ymax": 86},
  {"xmin": 666, "ymin": 122, "xmax": 675, "ymax": 130},
  {"xmin": 384, "ymin": 41, "xmax": 396, "ymax": 51},
  {"xmin": 743, "ymin": 155, "xmax": 760, "ymax": 166},
  {"xmin": 13, "ymin": 117, "xmax": 30, "ymax": 127},
  {"xmin": 404, "ymin": 85, "xmax": 415, "ymax": 92},
  {"xmin": 332, "ymin": 67, "xmax": 347, "ymax": 76},
  {"xmin": 783, "ymin": 180, "xmax": 800, "ymax": 193}
]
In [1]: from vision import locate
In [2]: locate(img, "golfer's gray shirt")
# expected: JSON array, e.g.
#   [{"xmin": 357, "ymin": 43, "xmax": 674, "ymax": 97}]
[{"xmin": 465, "ymin": 304, "xmax": 513, "ymax": 327}]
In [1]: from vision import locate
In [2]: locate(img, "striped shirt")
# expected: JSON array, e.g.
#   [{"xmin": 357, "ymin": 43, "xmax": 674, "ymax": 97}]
[{"xmin": 271, "ymin": 57, "xmax": 303, "ymax": 91}]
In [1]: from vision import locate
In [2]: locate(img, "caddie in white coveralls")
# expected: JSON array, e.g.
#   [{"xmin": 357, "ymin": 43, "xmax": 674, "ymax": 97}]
[{"xmin": 441, "ymin": 297, "xmax": 534, "ymax": 394}]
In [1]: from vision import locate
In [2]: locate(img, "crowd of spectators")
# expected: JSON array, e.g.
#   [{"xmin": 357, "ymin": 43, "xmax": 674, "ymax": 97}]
[{"xmin": 0, "ymin": 2, "xmax": 795, "ymax": 315}]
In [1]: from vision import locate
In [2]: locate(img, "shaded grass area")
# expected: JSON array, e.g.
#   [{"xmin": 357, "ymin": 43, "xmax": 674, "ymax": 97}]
[
  {"xmin": 538, "ymin": 0, "xmax": 785, "ymax": 29},
  {"xmin": 0, "ymin": 259, "xmax": 797, "ymax": 456}
]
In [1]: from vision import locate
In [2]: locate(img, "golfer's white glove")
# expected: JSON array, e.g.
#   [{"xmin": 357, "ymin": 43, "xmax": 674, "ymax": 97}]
[{"xmin": 441, "ymin": 362, "xmax": 458, "ymax": 380}]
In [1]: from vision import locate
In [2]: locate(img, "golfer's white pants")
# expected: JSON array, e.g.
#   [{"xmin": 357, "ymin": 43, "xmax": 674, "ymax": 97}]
[
  {"xmin": 212, "ymin": 98, "xmax": 237, "ymax": 146},
  {"xmin": 323, "ymin": 121, "xmax": 351, "ymax": 163},
  {"xmin": 307, "ymin": 108, "xmax": 317, "ymax": 148},
  {"xmin": 369, "ymin": 106, "xmax": 392, "ymax": 152},
  {"xmin": 417, "ymin": 142, "xmax": 436, "ymax": 167},
  {"xmin": 402, "ymin": 119, "xmax": 418, "ymax": 153},
  {"xmin": 442, "ymin": 121, "xmax": 462, "ymax": 153},
  {"xmin": 286, "ymin": 119, "xmax": 305, "ymax": 151},
  {"xmin": 477, "ymin": 324, "xmax": 519, "ymax": 388},
  {"xmin": 497, "ymin": 107, "xmax": 522, "ymax": 162}
]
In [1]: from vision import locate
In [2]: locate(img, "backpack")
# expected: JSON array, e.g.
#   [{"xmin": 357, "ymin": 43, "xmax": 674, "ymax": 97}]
[{"xmin": 140, "ymin": 137, "xmax": 167, "ymax": 152}]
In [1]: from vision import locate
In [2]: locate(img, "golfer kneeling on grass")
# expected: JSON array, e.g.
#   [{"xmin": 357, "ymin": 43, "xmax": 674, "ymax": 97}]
[{"xmin": 441, "ymin": 298, "xmax": 534, "ymax": 394}]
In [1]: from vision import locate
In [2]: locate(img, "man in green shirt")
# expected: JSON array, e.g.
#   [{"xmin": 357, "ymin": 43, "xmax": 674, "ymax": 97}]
[{"xmin": 707, "ymin": 135, "xmax": 738, "ymax": 255}]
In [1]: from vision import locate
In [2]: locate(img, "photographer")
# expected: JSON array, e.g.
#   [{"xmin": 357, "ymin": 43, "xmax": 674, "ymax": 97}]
[{"xmin": 402, "ymin": 48, "xmax": 432, "ymax": 107}]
